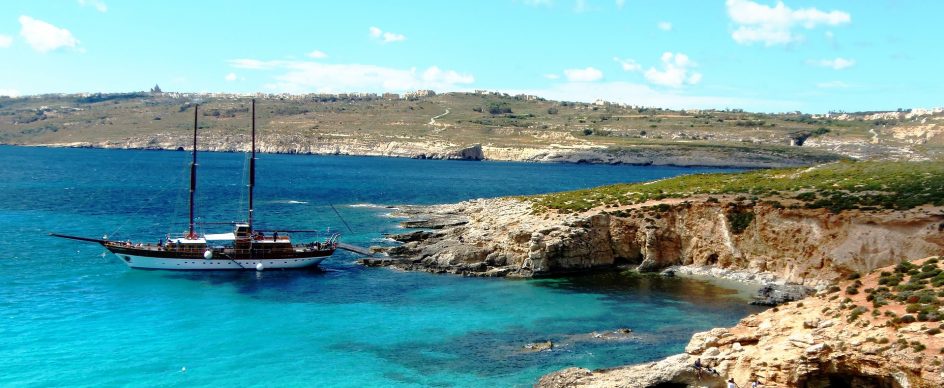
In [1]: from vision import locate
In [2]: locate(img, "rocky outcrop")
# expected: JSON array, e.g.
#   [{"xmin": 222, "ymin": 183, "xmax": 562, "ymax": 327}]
[
  {"xmin": 538, "ymin": 257, "xmax": 944, "ymax": 387},
  {"xmin": 538, "ymin": 354, "xmax": 711, "ymax": 388},
  {"xmin": 382, "ymin": 197, "xmax": 944, "ymax": 287},
  {"xmin": 482, "ymin": 145, "xmax": 838, "ymax": 168}
]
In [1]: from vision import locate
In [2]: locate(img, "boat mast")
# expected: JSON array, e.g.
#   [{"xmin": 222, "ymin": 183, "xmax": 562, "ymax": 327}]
[
  {"xmin": 188, "ymin": 104, "xmax": 198, "ymax": 239},
  {"xmin": 248, "ymin": 99, "xmax": 256, "ymax": 232}
]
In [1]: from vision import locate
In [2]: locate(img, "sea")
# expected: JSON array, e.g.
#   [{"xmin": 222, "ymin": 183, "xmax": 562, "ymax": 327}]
[{"xmin": 0, "ymin": 145, "xmax": 763, "ymax": 387}]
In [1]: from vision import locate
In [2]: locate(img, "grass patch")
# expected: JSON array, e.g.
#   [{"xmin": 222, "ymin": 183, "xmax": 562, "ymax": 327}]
[{"xmin": 529, "ymin": 161, "xmax": 944, "ymax": 212}]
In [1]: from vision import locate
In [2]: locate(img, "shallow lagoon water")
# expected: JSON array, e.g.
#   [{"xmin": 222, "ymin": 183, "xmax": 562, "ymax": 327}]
[{"xmin": 0, "ymin": 146, "xmax": 761, "ymax": 386}]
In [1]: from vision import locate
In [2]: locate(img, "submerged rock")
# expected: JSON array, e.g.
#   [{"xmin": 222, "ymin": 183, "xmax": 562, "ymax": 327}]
[{"xmin": 523, "ymin": 340, "xmax": 554, "ymax": 352}]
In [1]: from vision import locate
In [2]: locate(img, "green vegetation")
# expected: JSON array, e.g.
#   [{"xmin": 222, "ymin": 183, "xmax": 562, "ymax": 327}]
[
  {"xmin": 726, "ymin": 209, "xmax": 755, "ymax": 234},
  {"xmin": 869, "ymin": 258, "xmax": 944, "ymax": 325},
  {"xmin": 529, "ymin": 160, "xmax": 944, "ymax": 212}
]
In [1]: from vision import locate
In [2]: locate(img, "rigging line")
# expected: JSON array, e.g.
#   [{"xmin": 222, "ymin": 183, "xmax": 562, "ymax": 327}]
[
  {"xmin": 239, "ymin": 148, "xmax": 249, "ymax": 222},
  {"xmin": 109, "ymin": 159, "xmax": 190, "ymax": 239},
  {"xmin": 166, "ymin": 158, "xmax": 190, "ymax": 237},
  {"xmin": 329, "ymin": 204, "xmax": 354, "ymax": 234},
  {"xmin": 219, "ymin": 252, "xmax": 248, "ymax": 269}
]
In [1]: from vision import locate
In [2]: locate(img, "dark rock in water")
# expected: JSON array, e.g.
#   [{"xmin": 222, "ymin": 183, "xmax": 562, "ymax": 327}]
[
  {"xmin": 386, "ymin": 244, "xmax": 416, "ymax": 256},
  {"xmin": 484, "ymin": 267, "xmax": 511, "ymax": 277},
  {"xmin": 523, "ymin": 340, "xmax": 554, "ymax": 352},
  {"xmin": 356, "ymin": 258, "xmax": 401, "ymax": 267},
  {"xmin": 386, "ymin": 230, "xmax": 433, "ymax": 242},
  {"xmin": 585, "ymin": 328, "xmax": 637, "ymax": 341},
  {"xmin": 400, "ymin": 217, "xmax": 468, "ymax": 229},
  {"xmin": 751, "ymin": 283, "xmax": 814, "ymax": 306}
]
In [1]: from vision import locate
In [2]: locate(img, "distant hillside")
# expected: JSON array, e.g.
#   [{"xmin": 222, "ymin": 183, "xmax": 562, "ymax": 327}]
[{"xmin": 1, "ymin": 91, "xmax": 940, "ymax": 166}]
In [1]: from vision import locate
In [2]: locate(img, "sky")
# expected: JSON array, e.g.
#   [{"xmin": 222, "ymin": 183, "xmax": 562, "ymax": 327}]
[{"xmin": 0, "ymin": 0, "xmax": 940, "ymax": 113}]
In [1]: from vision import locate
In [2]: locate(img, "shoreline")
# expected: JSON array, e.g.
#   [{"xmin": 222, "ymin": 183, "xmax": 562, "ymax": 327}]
[
  {"xmin": 538, "ymin": 256, "xmax": 944, "ymax": 387},
  {"xmin": 3, "ymin": 142, "xmax": 832, "ymax": 169}
]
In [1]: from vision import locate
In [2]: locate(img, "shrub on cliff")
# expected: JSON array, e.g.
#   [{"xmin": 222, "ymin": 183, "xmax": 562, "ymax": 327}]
[{"xmin": 726, "ymin": 210, "xmax": 755, "ymax": 234}]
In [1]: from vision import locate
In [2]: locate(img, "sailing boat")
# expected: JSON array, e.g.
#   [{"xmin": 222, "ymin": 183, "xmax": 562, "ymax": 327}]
[{"xmin": 52, "ymin": 99, "xmax": 338, "ymax": 270}]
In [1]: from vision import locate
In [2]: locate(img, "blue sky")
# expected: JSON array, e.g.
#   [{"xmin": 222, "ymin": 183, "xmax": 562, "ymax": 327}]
[{"xmin": 0, "ymin": 0, "xmax": 940, "ymax": 113}]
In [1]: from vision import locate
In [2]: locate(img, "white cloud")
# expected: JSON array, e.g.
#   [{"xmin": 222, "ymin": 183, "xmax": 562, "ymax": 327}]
[
  {"xmin": 816, "ymin": 81, "xmax": 850, "ymax": 89},
  {"xmin": 574, "ymin": 0, "xmax": 590, "ymax": 13},
  {"xmin": 19, "ymin": 16, "xmax": 80, "ymax": 53},
  {"xmin": 78, "ymin": 0, "xmax": 108, "ymax": 12},
  {"xmin": 563, "ymin": 67, "xmax": 603, "ymax": 82},
  {"xmin": 726, "ymin": 0, "xmax": 850, "ymax": 46},
  {"xmin": 657, "ymin": 21, "xmax": 673, "ymax": 31},
  {"xmin": 229, "ymin": 58, "xmax": 473, "ymax": 93},
  {"xmin": 613, "ymin": 57, "xmax": 641, "ymax": 72},
  {"xmin": 228, "ymin": 59, "xmax": 278, "ymax": 70},
  {"xmin": 306, "ymin": 50, "xmax": 327, "ymax": 59},
  {"xmin": 808, "ymin": 57, "xmax": 855, "ymax": 70},
  {"xmin": 543, "ymin": 73, "xmax": 560, "ymax": 80},
  {"xmin": 421, "ymin": 66, "xmax": 474, "ymax": 85},
  {"xmin": 615, "ymin": 0, "xmax": 625, "ymax": 9},
  {"xmin": 0, "ymin": 35, "xmax": 12, "ymax": 48},
  {"xmin": 225, "ymin": 72, "xmax": 238, "ymax": 82},
  {"xmin": 0, "ymin": 88, "xmax": 20, "ymax": 97},
  {"xmin": 644, "ymin": 52, "xmax": 701, "ymax": 88},
  {"xmin": 369, "ymin": 26, "xmax": 405, "ymax": 43}
]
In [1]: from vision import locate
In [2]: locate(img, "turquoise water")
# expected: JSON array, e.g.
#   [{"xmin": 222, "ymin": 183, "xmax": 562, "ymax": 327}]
[{"xmin": 0, "ymin": 146, "xmax": 761, "ymax": 386}]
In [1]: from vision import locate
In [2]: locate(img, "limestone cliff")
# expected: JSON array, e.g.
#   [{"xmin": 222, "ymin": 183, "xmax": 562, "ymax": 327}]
[
  {"xmin": 56, "ymin": 135, "xmax": 488, "ymax": 161},
  {"xmin": 385, "ymin": 197, "xmax": 944, "ymax": 287},
  {"xmin": 38, "ymin": 133, "xmax": 838, "ymax": 167}
]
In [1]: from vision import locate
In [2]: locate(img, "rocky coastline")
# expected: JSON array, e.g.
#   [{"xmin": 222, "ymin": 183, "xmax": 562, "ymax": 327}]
[
  {"xmin": 537, "ymin": 256, "xmax": 944, "ymax": 388},
  {"xmin": 366, "ymin": 192, "xmax": 944, "ymax": 387},
  {"xmin": 375, "ymin": 196, "xmax": 943, "ymax": 287},
  {"xmin": 27, "ymin": 137, "xmax": 840, "ymax": 168}
]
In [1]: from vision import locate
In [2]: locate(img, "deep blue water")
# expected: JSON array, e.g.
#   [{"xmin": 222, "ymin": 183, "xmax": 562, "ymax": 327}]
[{"xmin": 0, "ymin": 145, "xmax": 760, "ymax": 386}]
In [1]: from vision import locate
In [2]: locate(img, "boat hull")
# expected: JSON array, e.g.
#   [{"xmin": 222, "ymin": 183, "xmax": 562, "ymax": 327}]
[{"xmin": 112, "ymin": 252, "xmax": 328, "ymax": 270}]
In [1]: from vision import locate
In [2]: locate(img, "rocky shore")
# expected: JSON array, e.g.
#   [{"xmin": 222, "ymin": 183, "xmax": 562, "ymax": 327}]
[
  {"xmin": 537, "ymin": 256, "xmax": 944, "ymax": 387},
  {"xmin": 377, "ymin": 196, "xmax": 943, "ymax": 287},
  {"xmin": 367, "ymin": 192, "xmax": 944, "ymax": 387}
]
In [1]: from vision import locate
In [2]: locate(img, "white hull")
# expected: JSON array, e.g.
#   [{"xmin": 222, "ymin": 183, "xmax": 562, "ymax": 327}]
[{"xmin": 115, "ymin": 253, "xmax": 327, "ymax": 270}]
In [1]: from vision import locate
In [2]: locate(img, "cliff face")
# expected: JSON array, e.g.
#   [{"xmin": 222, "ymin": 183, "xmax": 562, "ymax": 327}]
[
  {"xmin": 482, "ymin": 145, "xmax": 832, "ymax": 168},
  {"xmin": 74, "ymin": 135, "xmax": 488, "ymax": 161},
  {"xmin": 538, "ymin": 256, "xmax": 944, "ymax": 388},
  {"xmin": 387, "ymin": 198, "xmax": 944, "ymax": 286},
  {"xmin": 40, "ymin": 132, "xmax": 838, "ymax": 167}
]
